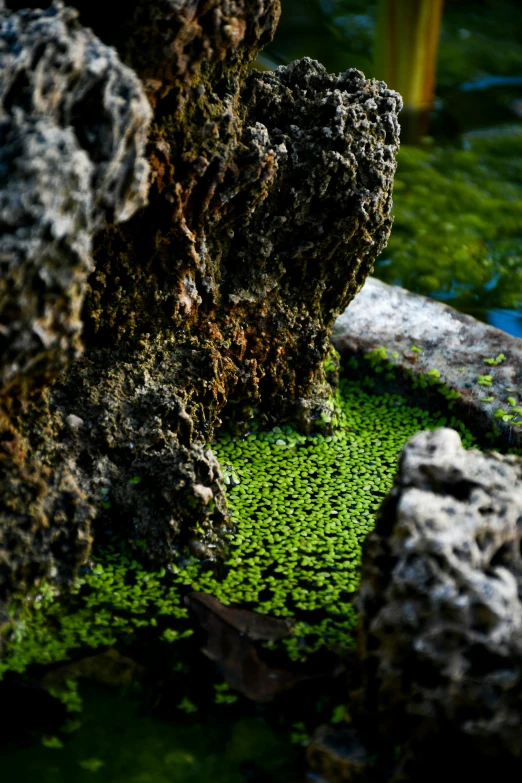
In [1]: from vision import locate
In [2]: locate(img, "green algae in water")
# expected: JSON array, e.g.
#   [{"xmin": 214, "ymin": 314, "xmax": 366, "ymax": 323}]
[
  {"xmin": 376, "ymin": 128, "xmax": 522, "ymax": 316},
  {"xmin": 1, "ymin": 684, "xmax": 301, "ymax": 783},
  {"xmin": 0, "ymin": 380, "xmax": 477, "ymax": 780},
  {"xmin": 0, "ymin": 380, "xmax": 476, "ymax": 676},
  {"xmin": 268, "ymin": 2, "xmax": 522, "ymax": 326}
]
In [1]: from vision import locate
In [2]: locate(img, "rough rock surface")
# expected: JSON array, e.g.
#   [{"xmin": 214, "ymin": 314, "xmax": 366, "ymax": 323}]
[
  {"xmin": 0, "ymin": 2, "xmax": 151, "ymax": 397},
  {"xmin": 0, "ymin": 1, "xmax": 401, "ymax": 597},
  {"xmin": 357, "ymin": 428, "xmax": 522, "ymax": 771},
  {"xmin": 332, "ymin": 277, "xmax": 522, "ymax": 450},
  {"xmin": 307, "ymin": 725, "xmax": 373, "ymax": 783}
]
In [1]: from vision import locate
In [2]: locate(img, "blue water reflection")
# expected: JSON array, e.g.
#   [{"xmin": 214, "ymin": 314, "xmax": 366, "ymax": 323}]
[{"xmin": 486, "ymin": 308, "xmax": 522, "ymax": 337}]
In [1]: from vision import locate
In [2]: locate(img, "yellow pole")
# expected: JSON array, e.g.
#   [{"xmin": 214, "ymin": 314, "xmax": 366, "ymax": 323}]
[{"xmin": 374, "ymin": 0, "xmax": 444, "ymax": 112}]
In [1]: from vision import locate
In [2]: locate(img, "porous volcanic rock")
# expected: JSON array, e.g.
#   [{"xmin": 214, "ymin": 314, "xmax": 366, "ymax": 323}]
[
  {"xmin": 0, "ymin": 1, "xmax": 151, "ymax": 398},
  {"xmin": 357, "ymin": 428, "xmax": 522, "ymax": 773},
  {"xmin": 0, "ymin": 0, "xmax": 401, "ymax": 598}
]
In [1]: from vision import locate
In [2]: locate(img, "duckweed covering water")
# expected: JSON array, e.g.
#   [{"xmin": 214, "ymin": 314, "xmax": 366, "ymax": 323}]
[
  {"xmin": 211, "ymin": 378, "xmax": 476, "ymax": 658},
  {"xmin": 0, "ymin": 379, "xmax": 476, "ymax": 675}
]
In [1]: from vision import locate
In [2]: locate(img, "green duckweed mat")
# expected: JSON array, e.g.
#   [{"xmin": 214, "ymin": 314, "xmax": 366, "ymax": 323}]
[
  {"xmin": 0, "ymin": 378, "xmax": 476, "ymax": 676},
  {"xmin": 212, "ymin": 378, "xmax": 476, "ymax": 657}
]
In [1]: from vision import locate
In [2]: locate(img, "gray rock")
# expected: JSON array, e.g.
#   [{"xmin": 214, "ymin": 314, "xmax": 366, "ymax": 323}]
[
  {"xmin": 65, "ymin": 413, "xmax": 84, "ymax": 431},
  {"xmin": 0, "ymin": 2, "xmax": 402, "ymax": 597},
  {"xmin": 357, "ymin": 428, "xmax": 522, "ymax": 765},
  {"xmin": 332, "ymin": 277, "xmax": 522, "ymax": 450},
  {"xmin": 0, "ymin": 1, "xmax": 151, "ymax": 396},
  {"xmin": 229, "ymin": 59, "xmax": 401, "ymax": 318}
]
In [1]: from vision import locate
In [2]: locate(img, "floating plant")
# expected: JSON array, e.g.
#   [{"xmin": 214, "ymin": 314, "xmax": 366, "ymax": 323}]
[{"xmin": 211, "ymin": 378, "xmax": 476, "ymax": 659}]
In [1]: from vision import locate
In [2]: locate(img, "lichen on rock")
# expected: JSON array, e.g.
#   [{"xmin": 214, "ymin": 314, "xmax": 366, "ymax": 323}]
[{"xmin": 356, "ymin": 427, "xmax": 522, "ymax": 772}]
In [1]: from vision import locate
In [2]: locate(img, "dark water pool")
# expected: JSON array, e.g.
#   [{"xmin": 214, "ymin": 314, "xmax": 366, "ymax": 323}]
[{"xmin": 1, "ymin": 684, "xmax": 303, "ymax": 783}]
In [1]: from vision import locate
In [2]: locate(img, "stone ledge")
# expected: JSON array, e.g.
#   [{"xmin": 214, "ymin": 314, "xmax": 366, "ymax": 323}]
[{"xmin": 332, "ymin": 277, "xmax": 522, "ymax": 451}]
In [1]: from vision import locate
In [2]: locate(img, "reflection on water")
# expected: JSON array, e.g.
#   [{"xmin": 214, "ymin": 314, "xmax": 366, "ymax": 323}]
[
  {"xmin": 484, "ymin": 308, "xmax": 522, "ymax": 336},
  {"xmin": 266, "ymin": 0, "xmax": 522, "ymax": 339},
  {"xmin": 373, "ymin": 126, "xmax": 522, "ymax": 337}
]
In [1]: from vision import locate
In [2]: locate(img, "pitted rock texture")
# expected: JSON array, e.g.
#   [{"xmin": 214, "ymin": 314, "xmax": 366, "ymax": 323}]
[
  {"xmin": 0, "ymin": 1, "xmax": 151, "ymax": 397},
  {"xmin": 357, "ymin": 428, "xmax": 522, "ymax": 770},
  {"xmin": 229, "ymin": 59, "xmax": 400, "ymax": 316},
  {"xmin": 0, "ymin": 0, "xmax": 401, "ymax": 598},
  {"xmin": 66, "ymin": 0, "xmax": 281, "ymax": 111},
  {"xmin": 83, "ymin": 57, "xmax": 402, "ymax": 424}
]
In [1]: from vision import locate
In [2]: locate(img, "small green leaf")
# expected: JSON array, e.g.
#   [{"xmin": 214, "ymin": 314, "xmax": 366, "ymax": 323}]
[
  {"xmin": 484, "ymin": 354, "xmax": 506, "ymax": 366},
  {"xmin": 331, "ymin": 704, "xmax": 348, "ymax": 724},
  {"xmin": 42, "ymin": 736, "xmax": 64, "ymax": 749},
  {"xmin": 177, "ymin": 698, "xmax": 198, "ymax": 714},
  {"xmin": 447, "ymin": 390, "xmax": 461, "ymax": 400},
  {"xmin": 79, "ymin": 758, "xmax": 105, "ymax": 772}
]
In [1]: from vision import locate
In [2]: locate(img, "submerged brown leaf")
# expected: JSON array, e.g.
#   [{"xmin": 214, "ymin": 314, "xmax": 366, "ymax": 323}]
[
  {"xmin": 185, "ymin": 592, "xmax": 339, "ymax": 703},
  {"xmin": 186, "ymin": 591, "xmax": 294, "ymax": 641},
  {"xmin": 41, "ymin": 648, "xmax": 142, "ymax": 691}
]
